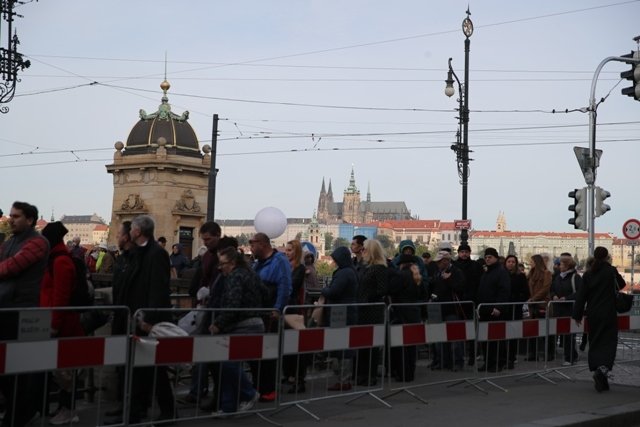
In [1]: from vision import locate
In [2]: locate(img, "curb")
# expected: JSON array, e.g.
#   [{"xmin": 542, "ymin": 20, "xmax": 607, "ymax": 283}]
[{"xmin": 515, "ymin": 401, "xmax": 640, "ymax": 427}]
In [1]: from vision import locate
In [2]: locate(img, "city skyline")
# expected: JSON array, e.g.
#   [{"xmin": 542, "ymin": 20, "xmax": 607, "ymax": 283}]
[{"xmin": 1, "ymin": 1, "xmax": 639, "ymax": 234}]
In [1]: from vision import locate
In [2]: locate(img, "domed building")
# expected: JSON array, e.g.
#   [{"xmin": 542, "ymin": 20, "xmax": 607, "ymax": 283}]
[{"xmin": 105, "ymin": 80, "xmax": 211, "ymax": 259}]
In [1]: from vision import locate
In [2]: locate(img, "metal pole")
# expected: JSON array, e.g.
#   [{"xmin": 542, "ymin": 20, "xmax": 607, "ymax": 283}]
[
  {"xmin": 206, "ymin": 114, "xmax": 219, "ymax": 221},
  {"xmin": 587, "ymin": 55, "xmax": 639, "ymax": 256},
  {"xmin": 460, "ymin": 37, "xmax": 470, "ymax": 246},
  {"xmin": 632, "ymin": 244, "xmax": 636, "ymax": 288}
]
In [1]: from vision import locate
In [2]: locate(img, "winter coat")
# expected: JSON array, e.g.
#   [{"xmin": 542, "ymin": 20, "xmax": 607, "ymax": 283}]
[
  {"xmin": 39, "ymin": 242, "xmax": 84, "ymax": 337},
  {"xmin": 550, "ymin": 270, "xmax": 582, "ymax": 317},
  {"xmin": 214, "ymin": 266, "xmax": 266, "ymax": 333},
  {"xmin": 476, "ymin": 263, "xmax": 511, "ymax": 319},
  {"xmin": 254, "ymin": 250, "xmax": 292, "ymax": 312},
  {"xmin": 428, "ymin": 264, "xmax": 465, "ymax": 318},
  {"xmin": 388, "ymin": 266, "xmax": 426, "ymax": 324},
  {"xmin": 357, "ymin": 263, "xmax": 388, "ymax": 324},
  {"xmin": 121, "ymin": 239, "xmax": 172, "ymax": 329},
  {"xmin": 528, "ymin": 269, "xmax": 552, "ymax": 317},
  {"xmin": 508, "ymin": 271, "xmax": 529, "ymax": 320},
  {"xmin": 322, "ymin": 246, "xmax": 358, "ymax": 325},
  {"xmin": 453, "ymin": 257, "xmax": 483, "ymax": 302}
]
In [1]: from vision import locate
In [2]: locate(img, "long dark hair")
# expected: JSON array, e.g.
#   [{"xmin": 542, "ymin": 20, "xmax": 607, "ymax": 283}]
[{"xmin": 505, "ymin": 255, "xmax": 519, "ymax": 274}]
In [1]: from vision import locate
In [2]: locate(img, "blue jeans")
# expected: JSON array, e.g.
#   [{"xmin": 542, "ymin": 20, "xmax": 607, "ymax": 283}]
[{"xmin": 220, "ymin": 362, "xmax": 256, "ymax": 412}]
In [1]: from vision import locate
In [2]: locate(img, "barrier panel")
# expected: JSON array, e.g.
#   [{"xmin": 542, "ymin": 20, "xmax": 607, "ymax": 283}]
[
  {"xmin": 127, "ymin": 307, "xmax": 279, "ymax": 425},
  {"xmin": 277, "ymin": 303, "xmax": 389, "ymax": 420},
  {"xmin": 0, "ymin": 306, "xmax": 130, "ymax": 427},
  {"xmin": 385, "ymin": 301, "xmax": 476, "ymax": 400}
]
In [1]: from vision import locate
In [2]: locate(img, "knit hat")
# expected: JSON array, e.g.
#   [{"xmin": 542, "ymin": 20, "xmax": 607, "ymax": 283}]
[
  {"xmin": 41, "ymin": 221, "xmax": 68, "ymax": 246},
  {"xmin": 458, "ymin": 244, "xmax": 471, "ymax": 252},
  {"xmin": 484, "ymin": 247, "xmax": 499, "ymax": 258}
]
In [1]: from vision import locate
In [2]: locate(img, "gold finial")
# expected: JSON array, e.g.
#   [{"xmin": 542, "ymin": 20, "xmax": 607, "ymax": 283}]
[{"xmin": 160, "ymin": 79, "xmax": 170, "ymax": 93}]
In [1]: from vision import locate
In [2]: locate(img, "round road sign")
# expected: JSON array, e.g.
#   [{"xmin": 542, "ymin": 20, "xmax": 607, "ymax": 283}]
[{"xmin": 623, "ymin": 218, "xmax": 640, "ymax": 240}]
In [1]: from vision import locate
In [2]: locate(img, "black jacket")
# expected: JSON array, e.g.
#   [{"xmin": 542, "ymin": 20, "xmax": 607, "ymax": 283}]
[
  {"xmin": 453, "ymin": 257, "xmax": 483, "ymax": 302},
  {"xmin": 476, "ymin": 263, "xmax": 511, "ymax": 319}
]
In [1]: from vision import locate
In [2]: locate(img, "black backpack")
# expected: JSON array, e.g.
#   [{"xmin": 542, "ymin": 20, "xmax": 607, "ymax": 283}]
[{"xmin": 50, "ymin": 253, "xmax": 94, "ymax": 309}]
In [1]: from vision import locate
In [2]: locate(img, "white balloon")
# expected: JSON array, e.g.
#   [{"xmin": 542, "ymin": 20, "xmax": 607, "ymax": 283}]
[{"xmin": 254, "ymin": 207, "xmax": 287, "ymax": 239}]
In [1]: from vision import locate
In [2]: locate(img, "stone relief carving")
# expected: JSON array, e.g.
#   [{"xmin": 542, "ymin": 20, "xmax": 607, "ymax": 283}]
[
  {"xmin": 174, "ymin": 189, "xmax": 201, "ymax": 213},
  {"xmin": 121, "ymin": 193, "xmax": 146, "ymax": 211}
]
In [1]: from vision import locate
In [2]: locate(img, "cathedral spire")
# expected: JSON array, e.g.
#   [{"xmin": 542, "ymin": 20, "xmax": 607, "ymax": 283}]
[
  {"xmin": 346, "ymin": 165, "xmax": 358, "ymax": 194},
  {"xmin": 327, "ymin": 179, "xmax": 334, "ymax": 200},
  {"xmin": 366, "ymin": 181, "xmax": 371, "ymax": 202},
  {"xmin": 320, "ymin": 177, "xmax": 326, "ymax": 195}
]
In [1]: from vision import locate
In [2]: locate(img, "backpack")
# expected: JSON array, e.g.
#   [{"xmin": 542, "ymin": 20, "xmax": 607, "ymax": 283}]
[{"xmin": 50, "ymin": 253, "xmax": 95, "ymax": 309}]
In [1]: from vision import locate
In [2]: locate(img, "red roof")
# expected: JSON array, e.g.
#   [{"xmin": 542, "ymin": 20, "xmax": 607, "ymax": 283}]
[
  {"xmin": 469, "ymin": 230, "xmax": 612, "ymax": 239},
  {"xmin": 93, "ymin": 224, "xmax": 109, "ymax": 231}
]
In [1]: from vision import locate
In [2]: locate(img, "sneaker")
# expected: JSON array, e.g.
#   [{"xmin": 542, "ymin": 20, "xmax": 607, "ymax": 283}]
[
  {"xmin": 259, "ymin": 391, "xmax": 276, "ymax": 402},
  {"xmin": 238, "ymin": 392, "xmax": 260, "ymax": 412},
  {"xmin": 49, "ymin": 408, "xmax": 79, "ymax": 425},
  {"xmin": 562, "ymin": 361, "xmax": 572, "ymax": 367}
]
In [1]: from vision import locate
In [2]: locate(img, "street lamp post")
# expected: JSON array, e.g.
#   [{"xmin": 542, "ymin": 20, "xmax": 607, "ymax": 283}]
[{"xmin": 445, "ymin": 9, "xmax": 473, "ymax": 247}]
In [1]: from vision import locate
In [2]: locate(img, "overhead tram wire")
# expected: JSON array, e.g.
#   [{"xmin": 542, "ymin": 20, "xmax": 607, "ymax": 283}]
[
  {"xmin": 22, "ymin": 0, "xmax": 637, "ymax": 82},
  {"xmin": 2, "ymin": 136, "xmax": 638, "ymax": 169}
]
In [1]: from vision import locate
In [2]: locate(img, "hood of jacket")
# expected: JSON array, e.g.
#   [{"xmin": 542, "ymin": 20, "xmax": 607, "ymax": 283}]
[
  {"xmin": 399, "ymin": 239, "xmax": 416, "ymax": 254},
  {"xmin": 331, "ymin": 246, "xmax": 353, "ymax": 269}
]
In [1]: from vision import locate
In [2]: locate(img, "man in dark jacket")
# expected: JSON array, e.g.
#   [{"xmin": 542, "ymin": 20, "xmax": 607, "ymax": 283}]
[
  {"xmin": 476, "ymin": 247, "xmax": 511, "ymax": 372},
  {"xmin": 106, "ymin": 215, "xmax": 174, "ymax": 424},
  {"xmin": 453, "ymin": 243, "xmax": 483, "ymax": 365},
  {"xmin": 429, "ymin": 251, "xmax": 466, "ymax": 371},
  {"xmin": 0, "ymin": 201, "xmax": 49, "ymax": 427},
  {"xmin": 322, "ymin": 246, "xmax": 358, "ymax": 391}
]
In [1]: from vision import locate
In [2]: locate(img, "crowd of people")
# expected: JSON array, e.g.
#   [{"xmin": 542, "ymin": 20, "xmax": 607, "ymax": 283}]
[{"xmin": 0, "ymin": 200, "xmax": 627, "ymax": 426}]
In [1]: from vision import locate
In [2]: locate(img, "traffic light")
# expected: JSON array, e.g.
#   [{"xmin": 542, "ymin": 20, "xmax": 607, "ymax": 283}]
[
  {"xmin": 621, "ymin": 50, "xmax": 640, "ymax": 100},
  {"xmin": 594, "ymin": 186, "xmax": 611, "ymax": 217},
  {"xmin": 568, "ymin": 188, "xmax": 587, "ymax": 231}
]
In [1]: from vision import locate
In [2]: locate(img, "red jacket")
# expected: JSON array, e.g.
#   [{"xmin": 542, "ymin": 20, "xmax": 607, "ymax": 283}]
[{"xmin": 40, "ymin": 242, "xmax": 84, "ymax": 337}]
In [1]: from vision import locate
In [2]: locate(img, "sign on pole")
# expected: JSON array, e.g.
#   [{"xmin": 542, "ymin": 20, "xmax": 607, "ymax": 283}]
[
  {"xmin": 454, "ymin": 219, "xmax": 472, "ymax": 230},
  {"xmin": 623, "ymin": 218, "xmax": 640, "ymax": 240}
]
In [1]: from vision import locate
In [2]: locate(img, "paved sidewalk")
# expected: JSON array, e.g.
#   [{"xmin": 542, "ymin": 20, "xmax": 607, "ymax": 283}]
[{"xmin": 169, "ymin": 368, "xmax": 640, "ymax": 427}]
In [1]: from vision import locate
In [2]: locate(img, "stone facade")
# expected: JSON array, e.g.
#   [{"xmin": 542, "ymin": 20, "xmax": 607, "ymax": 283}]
[{"xmin": 105, "ymin": 81, "xmax": 210, "ymax": 259}]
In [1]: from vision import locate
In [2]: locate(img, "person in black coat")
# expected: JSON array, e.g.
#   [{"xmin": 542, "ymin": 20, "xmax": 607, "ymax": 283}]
[
  {"xmin": 573, "ymin": 247, "xmax": 624, "ymax": 392},
  {"xmin": 505, "ymin": 255, "xmax": 529, "ymax": 368},
  {"xmin": 551, "ymin": 256, "xmax": 582, "ymax": 365},
  {"xmin": 388, "ymin": 254, "xmax": 427, "ymax": 382},
  {"xmin": 321, "ymin": 246, "xmax": 358, "ymax": 390},
  {"xmin": 106, "ymin": 215, "xmax": 174, "ymax": 424},
  {"xmin": 476, "ymin": 248, "xmax": 511, "ymax": 372}
]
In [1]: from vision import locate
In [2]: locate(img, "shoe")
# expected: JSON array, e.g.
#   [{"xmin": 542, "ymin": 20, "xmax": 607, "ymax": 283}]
[
  {"xmin": 259, "ymin": 391, "xmax": 277, "ymax": 402},
  {"xmin": 288, "ymin": 383, "xmax": 306, "ymax": 393},
  {"xmin": 177, "ymin": 393, "xmax": 198, "ymax": 404},
  {"xmin": 562, "ymin": 361, "xmax": 572, "ymax": 367},
  {"xmin": 356, "ymin": 377, "xmax": 377, "ymax": 386},
  {"xmin": 238, "ymin": 392, "xmax": 260, "ymax": 412},
  {"xmin": 104, "ymin": 407, "xmax": 123, "ymax": 417},
  {"xmin": 593, "ymin": 366, "xmax": 610, "ymax": 392},
  {"xmin": 199, "ymin": 398, "xmax": 217, "ymax": 412},
  {"xmin": 327, "ymin": 382, "xmax": 352, "ymax": 391},
  {"xmin": 49, "ymin": 408, "xmax": 79, "ymax": 426},
  {"xmin": 152, "ymin": 412, "xmax": 176, "ymax": 426}
]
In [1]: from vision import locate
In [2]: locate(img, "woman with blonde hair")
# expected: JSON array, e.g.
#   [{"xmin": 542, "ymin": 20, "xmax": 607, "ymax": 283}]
[
  {"xmin": 356, "ymin": 239, "xmax": 389, "ymax": 386},
  {"xmin": 526, "ymin": 254, "xmax": 553, "ymax": 361}
]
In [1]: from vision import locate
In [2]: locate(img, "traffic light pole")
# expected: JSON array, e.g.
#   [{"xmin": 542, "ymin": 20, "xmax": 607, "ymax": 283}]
[{"xmin": 587, "ymin": 55, "xmax": 639, "ymax": 256}]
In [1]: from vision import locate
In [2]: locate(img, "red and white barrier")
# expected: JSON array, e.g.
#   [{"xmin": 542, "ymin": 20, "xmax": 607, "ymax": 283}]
[
  {"xmin": 282, "ymin": 325, "xmax": 385, "ymax": 355},
  {"xmin": 133, "ymin": 333, "xmax": 280, "ymax": 366},
  {"xmin": 0, "ymin": 336, "xmax": 127, "ymax": 374},
  {"xmin": 388, "ymin": 320, "xmax": 475, "ymax": 347}
]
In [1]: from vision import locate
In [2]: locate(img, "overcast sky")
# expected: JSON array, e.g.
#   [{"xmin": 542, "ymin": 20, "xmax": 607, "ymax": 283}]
[{"xmin": 1, "ymin": 0, "xmax": 639, "ymax": 235}]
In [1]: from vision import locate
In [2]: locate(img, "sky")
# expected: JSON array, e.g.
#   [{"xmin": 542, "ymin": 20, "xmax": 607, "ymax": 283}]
[{"xmin": 1, "ymin": 0, "xmax": 639, "ymax": 236}]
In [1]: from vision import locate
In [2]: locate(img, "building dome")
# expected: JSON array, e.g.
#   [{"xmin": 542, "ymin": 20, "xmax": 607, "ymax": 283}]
[{"xmin": 124, "ymin": 80, "xmax": 201, "ymax": 158}]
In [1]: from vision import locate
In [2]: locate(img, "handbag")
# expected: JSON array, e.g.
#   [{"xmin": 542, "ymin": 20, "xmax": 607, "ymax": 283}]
[{"xmin": 613, "ymin": 273, "xmax": 633, "ymax": 314}]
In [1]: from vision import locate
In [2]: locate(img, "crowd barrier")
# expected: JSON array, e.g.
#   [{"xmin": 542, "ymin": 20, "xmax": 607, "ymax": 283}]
[
  {"xmin": 278, "ymin": 303, "xmax": 389, "ymax": 420},
  {"xmin": 1, "ymin": 297, "xmax": 639, "ymax": 426},
  {"xmin": 0, "ymin": 306, "xmax": 131, "ymax": 427}
]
